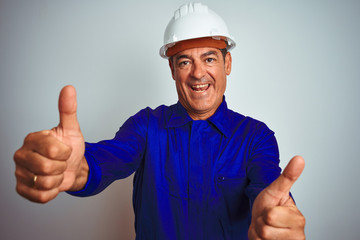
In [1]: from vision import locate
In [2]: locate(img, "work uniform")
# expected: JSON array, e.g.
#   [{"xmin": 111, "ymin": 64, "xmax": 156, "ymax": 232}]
[{"xmin": 69, "ymin": 98, "xmax": 281, "ymax": 240}]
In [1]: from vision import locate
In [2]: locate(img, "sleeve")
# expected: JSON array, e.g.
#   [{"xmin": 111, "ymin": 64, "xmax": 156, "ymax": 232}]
[
  {"xmin": 67, "ymin": 108, "xmax": 149, "ymax": 197},
  {"xmin": 245, "ymin": 121, "xmax": 282, "ymax": 206}
]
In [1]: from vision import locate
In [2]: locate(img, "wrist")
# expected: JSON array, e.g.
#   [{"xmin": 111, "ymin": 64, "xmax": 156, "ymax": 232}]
[{"xmin": 68, "ymin": 156, "xmax": 89, "ymax": 192}]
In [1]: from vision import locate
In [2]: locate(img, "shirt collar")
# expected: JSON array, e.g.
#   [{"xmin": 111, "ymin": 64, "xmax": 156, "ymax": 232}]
[
  {"xmin": 166, "ymin": 101, "xmax": 192, "ymax": 128},
  {"xmin": 167, "ymin": 97, "xmax": 232, "ymax": 138},
  {"xmin": 208, "ymin": 97, "xmax": 232, "ymax": 138}
]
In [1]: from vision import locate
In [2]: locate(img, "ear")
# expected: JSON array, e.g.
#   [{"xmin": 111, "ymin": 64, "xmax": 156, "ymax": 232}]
[
  {"xmin": 224, "ymin": 52, "xmax": 232, "ymax": 76},
  {"xmin": 168, "ymin": 59, "xmax": 175, "ymax": 80}
]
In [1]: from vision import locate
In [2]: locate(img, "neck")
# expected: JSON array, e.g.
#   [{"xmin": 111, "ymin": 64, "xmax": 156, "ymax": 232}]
[
  {"xmin": 180, "ymin": 99, "xmax": 223, "ymax": 120},
  {"xmin": 187, "ymin": 110, "xmax": 216, "ymax": 120}
]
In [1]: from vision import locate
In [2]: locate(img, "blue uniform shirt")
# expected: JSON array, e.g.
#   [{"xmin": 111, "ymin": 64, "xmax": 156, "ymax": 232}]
[{"xmin": 69, "ymin": 98, "xmax": 281, "ymax": 239}]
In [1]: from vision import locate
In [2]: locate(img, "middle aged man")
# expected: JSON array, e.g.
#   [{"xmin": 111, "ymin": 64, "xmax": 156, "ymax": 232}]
[{"xmin": 14, "ymin": 3, "xmax": 306, "ymax": 239}]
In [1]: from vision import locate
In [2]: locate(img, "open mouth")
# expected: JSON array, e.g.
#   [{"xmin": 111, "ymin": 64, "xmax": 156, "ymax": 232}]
[{"xmin": 191, "ymin": 84, "xmax": 210, "ymax": 93}]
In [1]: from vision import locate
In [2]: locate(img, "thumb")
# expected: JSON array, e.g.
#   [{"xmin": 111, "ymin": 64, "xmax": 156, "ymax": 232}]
[
  {"xmin": 58, "ymin": 85, "xmax": 79, "ymax": 130},
  {"xmin": 268, "ymin": 155, "xmax": 305, "ymax": 196}
]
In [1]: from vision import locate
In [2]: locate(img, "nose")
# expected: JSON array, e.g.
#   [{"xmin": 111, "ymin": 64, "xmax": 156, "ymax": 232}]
[{"xmin": 191, "ymin": 60, "xmax": 206, "ymax": 80}]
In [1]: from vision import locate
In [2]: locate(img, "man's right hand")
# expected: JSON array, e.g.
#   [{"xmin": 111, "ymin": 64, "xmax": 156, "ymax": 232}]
[{"xmin": 14, "ymin": 85, "xmax": 88, "ymax": 203}]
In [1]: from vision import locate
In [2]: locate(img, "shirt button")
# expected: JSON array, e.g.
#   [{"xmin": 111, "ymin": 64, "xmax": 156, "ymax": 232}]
[{"xmin": 217, "ymin": 176, "xmax": 225, "ymax": 181}]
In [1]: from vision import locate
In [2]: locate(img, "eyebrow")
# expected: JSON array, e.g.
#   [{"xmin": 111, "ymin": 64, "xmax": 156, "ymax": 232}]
[
  {"xmin": 175, "ymin": 55, "xmax": 190, "ymax": 62},
  {"xmin": 201, "ymin": 50, "xmax": 218, "ymax": 58},
  {"xmin": 175, "ymin": 50, "xmax": 219, "ymax": 62}
]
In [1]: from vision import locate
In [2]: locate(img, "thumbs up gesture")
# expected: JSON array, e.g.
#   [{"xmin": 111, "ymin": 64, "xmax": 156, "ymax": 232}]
[
  {"xmin": 14, "ymin": 86, "xmax": 88, "ymax": 203},
  {"xmin": 248, "ymin": 156, "xmax": 306, "ymax": 239}
]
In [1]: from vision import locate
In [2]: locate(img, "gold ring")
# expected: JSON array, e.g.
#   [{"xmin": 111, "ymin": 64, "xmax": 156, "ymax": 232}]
[{"xmin": 33, "ymin": 175, "xmax": 38, "ymax": 188}]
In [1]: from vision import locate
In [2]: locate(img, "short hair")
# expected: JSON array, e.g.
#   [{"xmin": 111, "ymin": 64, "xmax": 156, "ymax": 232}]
[{"xmin": 219, "ymin": 48, "xmax": 228, "ymax": 61}]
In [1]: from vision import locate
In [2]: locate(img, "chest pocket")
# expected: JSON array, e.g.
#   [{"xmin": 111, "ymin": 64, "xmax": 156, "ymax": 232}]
[{"xmin": 216, "ymin": 174, "xmax": 250, "ymax": 218}]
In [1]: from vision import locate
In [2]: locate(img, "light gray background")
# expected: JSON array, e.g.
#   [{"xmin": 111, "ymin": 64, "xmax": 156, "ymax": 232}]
[{"xmin": 1, "ymin": 0, "xmax": 359, "ymax": 239}]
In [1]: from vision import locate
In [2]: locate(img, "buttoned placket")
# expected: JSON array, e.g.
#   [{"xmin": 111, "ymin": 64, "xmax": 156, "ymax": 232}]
[{"xmin": 188, "ymin": 120, "xmax": 222, "ymax": 239}]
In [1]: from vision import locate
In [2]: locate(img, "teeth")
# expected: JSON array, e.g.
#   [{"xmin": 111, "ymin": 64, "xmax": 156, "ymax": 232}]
[{"xmin": 192, "ymin": 84, "xmax": 209, "ymax": 89}]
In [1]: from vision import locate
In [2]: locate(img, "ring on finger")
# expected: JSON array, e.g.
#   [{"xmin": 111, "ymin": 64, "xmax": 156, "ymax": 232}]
[{"xmin": 33, "ymin": 175, "xmax": 38, "ymax": 188}]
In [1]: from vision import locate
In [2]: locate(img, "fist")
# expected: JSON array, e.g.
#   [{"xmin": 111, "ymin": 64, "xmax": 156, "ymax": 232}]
[
  {"xmin": 13, "ymin": 86, "xmax": 86, "ymax": 203},
  {"xmin": 248, "ymin": 156, "xmax": 306, "ymax": 239}
]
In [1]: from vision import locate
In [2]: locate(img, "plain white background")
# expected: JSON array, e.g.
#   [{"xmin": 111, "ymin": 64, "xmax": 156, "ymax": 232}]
[{"xmin": 1, "ymin": 0, "xmax": 359, "ymax": 239}]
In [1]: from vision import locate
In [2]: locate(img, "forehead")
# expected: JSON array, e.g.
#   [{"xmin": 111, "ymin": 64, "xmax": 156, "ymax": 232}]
[{"xmin": 174, "ymin": 47, "xmax": 221, "ymax": 59}]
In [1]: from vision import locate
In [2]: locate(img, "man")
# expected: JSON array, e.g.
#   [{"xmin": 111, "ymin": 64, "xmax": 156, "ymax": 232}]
[{"xmin": 14, "ymin": 3, "xmax": 305, "ymax": 239}]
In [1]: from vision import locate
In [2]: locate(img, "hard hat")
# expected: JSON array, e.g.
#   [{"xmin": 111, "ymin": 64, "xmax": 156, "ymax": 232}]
[{"xmin": 159, "ymin": 3, "xmax": 236, "ymax": 59}]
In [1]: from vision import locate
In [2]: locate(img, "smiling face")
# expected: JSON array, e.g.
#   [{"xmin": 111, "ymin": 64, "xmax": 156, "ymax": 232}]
[{"xmin": 169, "ymin": 47, "xmax": 232, "ymax": 120}]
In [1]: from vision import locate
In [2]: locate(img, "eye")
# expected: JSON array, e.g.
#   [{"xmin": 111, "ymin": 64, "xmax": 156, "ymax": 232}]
[
  {"xmin": 178, "ymin": 60, "xmax": 190, "ymax": 67},
  {"xmin": 205, "ymin": 58, "xmax": 216, "ymax": 63}
]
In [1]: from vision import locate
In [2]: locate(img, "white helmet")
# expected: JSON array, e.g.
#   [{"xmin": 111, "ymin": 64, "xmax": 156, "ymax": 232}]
[{"xmin": 159, "ymin": 3, "xmax": 236, "ymax": 59}]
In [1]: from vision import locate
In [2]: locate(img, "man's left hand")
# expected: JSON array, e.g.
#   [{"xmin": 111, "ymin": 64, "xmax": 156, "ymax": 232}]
[{"xmin": 248, "ymin": 156, "xmax": 306, "ymax": 240}]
